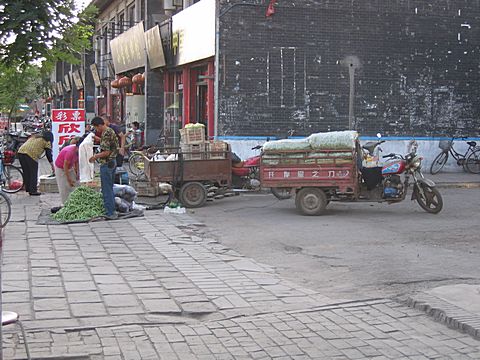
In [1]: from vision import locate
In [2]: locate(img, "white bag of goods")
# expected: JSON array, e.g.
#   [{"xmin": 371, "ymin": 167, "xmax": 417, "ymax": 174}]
[
  {"xmin": 262, "ymin": 138, "xmax": 311, "ymax": 151},
  {"xmin": 165, "ymin": 153, "xmax": 178, "ymax": 161},
  {"xmin": 307, "ymin": 130, "xmax": 358, "ymax": 150},
  {"xmin": 78, "ymin": 133, "xmax": 95, "ymax": 183},
  {"xmin": 153, "ymin": 152, "xmax": 166, "ymax": 161}
]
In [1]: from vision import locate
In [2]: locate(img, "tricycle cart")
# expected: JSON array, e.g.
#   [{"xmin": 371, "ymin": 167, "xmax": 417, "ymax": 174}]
[
  {"xmin": 144, "ymin": 147, "xmax": 232, "ymax": 208},
  {"xmin": 260, "ymin": 132, "xmax": 443, "ymax": 215},
  {"xmin": 260, "ymin": 147, "xmax": 360, "ymax": 215}
]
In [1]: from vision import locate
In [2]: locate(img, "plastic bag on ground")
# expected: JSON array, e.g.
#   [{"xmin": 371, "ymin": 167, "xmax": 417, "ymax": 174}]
[{"xmin": 113, "ymin": 184, "xmax": 137, "ymax": 202}]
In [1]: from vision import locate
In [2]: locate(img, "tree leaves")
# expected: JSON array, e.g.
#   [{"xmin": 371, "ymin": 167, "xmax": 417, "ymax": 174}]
[
  {"xmin": 0, "ymin": 0, "xmax": 96, "ymax": 68},
  {"xmin": 0, "ymin": 63, "xmax": 41, "ymax": 119}
]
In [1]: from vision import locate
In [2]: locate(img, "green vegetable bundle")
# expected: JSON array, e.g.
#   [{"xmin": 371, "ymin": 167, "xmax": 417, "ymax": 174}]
[{"xmin": 53, "ymin": 186, "xmax": 106, "ymax": 222}]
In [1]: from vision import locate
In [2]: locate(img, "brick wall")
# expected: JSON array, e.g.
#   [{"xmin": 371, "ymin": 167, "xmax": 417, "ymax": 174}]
[{"xmin": 218, "ymin": 0, "xmax": 480, "ymax": 138}]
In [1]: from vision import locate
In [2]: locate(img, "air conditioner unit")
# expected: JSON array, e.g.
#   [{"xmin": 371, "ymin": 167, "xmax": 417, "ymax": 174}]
[{"xmin": 164, "ymin": 0, "xmax": 175, "ymax": 10}]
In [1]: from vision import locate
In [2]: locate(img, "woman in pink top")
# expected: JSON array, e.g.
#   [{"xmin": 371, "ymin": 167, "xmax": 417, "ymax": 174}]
[{"xmin": 55, "ymin": 139, "xmax": 81, "ymax": 205}]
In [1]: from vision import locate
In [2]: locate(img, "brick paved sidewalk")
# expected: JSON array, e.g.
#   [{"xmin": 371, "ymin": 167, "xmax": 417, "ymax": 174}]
[{"xmin": 1, "ymin": 193, "xmax": 479, "ymax": 359}]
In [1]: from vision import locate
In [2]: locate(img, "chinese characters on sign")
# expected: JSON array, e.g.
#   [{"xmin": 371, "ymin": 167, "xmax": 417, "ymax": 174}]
[
  {"xmin": 51, "ymin": 109, "xmax": 86, "ymax": 159},
  {"xmin": 110, "ymin": 22, "xmax": 146, "ymax": 74},
  {"xmin": 265, "ymin": 169, "xmax": 350, "ymax": 180}
]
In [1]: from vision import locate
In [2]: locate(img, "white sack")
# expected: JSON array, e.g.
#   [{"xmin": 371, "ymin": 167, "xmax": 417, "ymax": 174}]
[
  {"xmin": 79, "ymin": 133, "xmax": 95, "ymax": 183},
  {"xmin": 262, "ymin": 138, "xmax": 311, "ymax": 151},
  {"xmin": 307, "ymin": 130, "xmax": 358, "ymax": 150}
]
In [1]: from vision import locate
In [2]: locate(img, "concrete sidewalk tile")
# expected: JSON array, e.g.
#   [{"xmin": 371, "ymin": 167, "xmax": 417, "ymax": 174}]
[
  {"xmin": 142, "ymin": 298, "xmax": 182, "ymax": 313},
  {"xmin": 71, "ymin": 303, "xmax": 108, "ymax": 317},
  {"xmin": 97, "ymin": 283, "xmax": 132, "ymax": 294},
  {"xmin": 64, "ymin": 281, "xmax": 97, "ymax": 291}
]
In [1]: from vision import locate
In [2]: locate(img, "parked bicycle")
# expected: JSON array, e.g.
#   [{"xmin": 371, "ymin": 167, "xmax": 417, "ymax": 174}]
[
  {"xmin": 128, "ymin": 146, "xmax": 160, "ymax": 178},
  {"xmin": 0, "ymin": 138, "xmax": 22, "ymax": 227},
  {"xmin": 0, "ymin": 138, "xmax": 24, "ymax": 193},
  {"xmin": 430, "ymin": 137, "xmax": 480, "ymax": 174}
]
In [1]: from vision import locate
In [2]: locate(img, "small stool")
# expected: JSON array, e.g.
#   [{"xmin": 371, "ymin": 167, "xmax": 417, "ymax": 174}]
[{"xmin": 2, "ymin": 311, "xmax": 31, "ymax": 359}]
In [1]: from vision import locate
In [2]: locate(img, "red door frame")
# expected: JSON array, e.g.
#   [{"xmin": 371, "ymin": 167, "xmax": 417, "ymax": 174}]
[{"xmin": 179, "ymin": 58, "xmax": 215, "ymax": 138}]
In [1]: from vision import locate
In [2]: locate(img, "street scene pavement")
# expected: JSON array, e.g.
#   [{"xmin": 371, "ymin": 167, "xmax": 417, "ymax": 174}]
[{"xmin": 1, "ymin": 172, "xmax": 479, "ymax": 359}]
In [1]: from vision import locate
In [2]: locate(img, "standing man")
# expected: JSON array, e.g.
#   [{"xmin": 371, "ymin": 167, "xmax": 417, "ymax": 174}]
[
  {"xmin": 88, "ymin": 117, "xmax": 119, "ymax": 219},
  {"xmin": 99, "ymin": 114, "xmax": 125, "ymax": 167}
]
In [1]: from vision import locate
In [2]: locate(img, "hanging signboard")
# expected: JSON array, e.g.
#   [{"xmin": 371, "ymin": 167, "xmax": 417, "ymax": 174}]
[
  {"xmin": 72, "ymin": 70, "xmax": 84, "ymax": 90},
  {"xmin": 56, "ymin": 82, "xmax": 64, "ymax": 96},
  {"xmin": 145, "ymin": 25, "xmax": 166, "ymax": 69},
  {"xmin": 110, "ymin": 22, "xmax": 146, "ymax": 74},
  {"xmin": 90, "ymin": 64, "xmax": 101, "ymax": 87},
  {"xmin": 171, "ymin": 0, "xmax": 215, "ymax": 66},
  {"xmin": 51, "ymin": 109, "xmax": 86, "ymax": 159},
  {"xmin": 64, "ymin": 73, "xmax": 72, "ymax": 92}
]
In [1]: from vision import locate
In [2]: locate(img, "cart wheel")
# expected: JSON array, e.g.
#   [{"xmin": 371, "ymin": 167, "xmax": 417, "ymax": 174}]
[
  {"xmin": 295, "ymin": 188, "xmax": 328, "ymax": 216},
  {"xmin": 179, "ymin": 182, "xmax": 207, "ymax": 208}
]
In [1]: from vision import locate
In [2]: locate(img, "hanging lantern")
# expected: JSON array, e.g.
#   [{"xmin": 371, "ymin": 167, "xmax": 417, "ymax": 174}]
[
  {"xmin": 119, "ymin": 76, "xmax": 132, "ymax": 88},
  {"xmin": 132, "ymin": 73, "xmax": 144, "ymax": 84},
  {"xmin": 111, "ymin": 79, "xmax": 120, "ymax": 88}
]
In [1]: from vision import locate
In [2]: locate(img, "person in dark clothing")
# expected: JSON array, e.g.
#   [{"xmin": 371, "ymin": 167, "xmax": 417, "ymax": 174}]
[
  {"xmin": 17, "ymin": 131, "xmax": 55, "ymax": 195},
  {"xmin": 89, "ymin": 117, "xmax": 119, "ymax": 219}
]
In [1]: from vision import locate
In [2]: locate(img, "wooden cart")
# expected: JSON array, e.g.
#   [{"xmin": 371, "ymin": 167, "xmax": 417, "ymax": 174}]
[{"xmin": 144, "ymin": 148, "xmax": 232, "ymax": 208}]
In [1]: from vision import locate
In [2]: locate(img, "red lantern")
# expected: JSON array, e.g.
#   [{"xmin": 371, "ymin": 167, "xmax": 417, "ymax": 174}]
[
  {"xmin": 132, "ymin": 73, "xmax": 144, "ymax": 84},
  {"xmin": 111, "ymin": 79, "xmax": 120, "ymax": 88},
  {"xmin": 119, "ymin": 76, "xmax": 132, "ymax": 88}
]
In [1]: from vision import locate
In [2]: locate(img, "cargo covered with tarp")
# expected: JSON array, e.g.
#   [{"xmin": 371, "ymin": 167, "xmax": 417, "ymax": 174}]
[
  {"xmin": 260, "ymin": 131, "xmax": 359, "ymax": 193},
  {"xmin": 262, "ymin": 130, "xmax": 358, "ymax": 153}
]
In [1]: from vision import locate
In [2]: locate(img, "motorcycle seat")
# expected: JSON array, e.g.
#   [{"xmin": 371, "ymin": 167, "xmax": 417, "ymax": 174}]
[{"xmin": 467, "ymin": 141, "xmax": 477, "ymax": 147}]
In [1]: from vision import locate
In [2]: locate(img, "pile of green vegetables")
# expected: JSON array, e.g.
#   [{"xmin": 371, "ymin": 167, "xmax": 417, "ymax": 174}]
[{"xmin": 53, "ymin": 186, "xmax": 105, "ymax": 222}]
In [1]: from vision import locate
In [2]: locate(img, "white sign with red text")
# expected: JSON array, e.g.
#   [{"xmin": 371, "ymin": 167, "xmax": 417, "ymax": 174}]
[{"xmin": 51, "ymin": 109, "xmax": 85, "ymax": 160}]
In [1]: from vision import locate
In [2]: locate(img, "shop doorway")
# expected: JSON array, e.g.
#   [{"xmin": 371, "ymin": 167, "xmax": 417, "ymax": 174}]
[{"xmin": 195, "ymin": 83, "xmax": 208, "ymax": 136}]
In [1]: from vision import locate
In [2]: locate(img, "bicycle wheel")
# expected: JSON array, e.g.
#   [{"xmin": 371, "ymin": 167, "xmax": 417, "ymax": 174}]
[
  {"xmin": 2, "ymin": 164, "xmax": 24, "ymax": 193},
  {"xmin": 465, "ymin": 149, "xmax": 480, "ymax": 174},
  {"xmin": 0, "ymin": 191, "xmax": 12, "ymax": 227},
  {"xmin": 128, "ymin": 153, "xmax": 145, "ymax": 176},
  {"xmin": 430, "ymin": 151, "xmax": 448, "ymax": 175}
]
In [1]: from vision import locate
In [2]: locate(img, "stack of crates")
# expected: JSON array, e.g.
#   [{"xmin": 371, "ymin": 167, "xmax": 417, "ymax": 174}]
[
  {"xmin": 179, "ymin": 124, "xmax": 229, "ymax": 160},
  {"xmin": 180, "ymin": 125, "xmax": 207, "ymax": 160},
  {"xmin": 207, "ymin": 140, "xmax": 229, "ymax": 159}
]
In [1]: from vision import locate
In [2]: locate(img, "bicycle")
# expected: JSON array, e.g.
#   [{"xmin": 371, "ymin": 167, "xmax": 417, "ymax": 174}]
[
  {"xmin": 430, "ymin": 137, "xmax": 480, "ymax": 174},
  {"xmin": 128, "ymin": 147, "xmax": 160, "ymax": 178},
  {"xmin": 0, "ymin": 138, "xmax": 24, "ymax": 194},
  {"xmin": 0, "ymin": 142, "xmax": 18, "ymax": 227}
]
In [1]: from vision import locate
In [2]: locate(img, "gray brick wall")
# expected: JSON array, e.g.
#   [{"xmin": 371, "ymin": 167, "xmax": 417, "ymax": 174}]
[{"xmin": 218, "ymin": 0, "xmax": 480, "ymax": 137}]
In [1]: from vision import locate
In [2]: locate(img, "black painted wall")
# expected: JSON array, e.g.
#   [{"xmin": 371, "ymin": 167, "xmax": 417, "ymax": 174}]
[{"xmin": 218, "ymin": 0, "xmax": 480, "ymax": 137}]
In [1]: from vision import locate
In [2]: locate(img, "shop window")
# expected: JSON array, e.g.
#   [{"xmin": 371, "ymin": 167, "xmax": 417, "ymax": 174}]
[
  {"xmin": 140, "ymin": 0, "xmax": 145, "ymax": 21},
  {"xmin": 118, "ymin": 12, "xmax": 125, "ymax": 34},
  {"xmin": 164, "ymin": 92, "xmax": 183, "ymax": 147},
  {"xmin": 128, "ymin": 5, "xmax": 136, "ymax": 28}
]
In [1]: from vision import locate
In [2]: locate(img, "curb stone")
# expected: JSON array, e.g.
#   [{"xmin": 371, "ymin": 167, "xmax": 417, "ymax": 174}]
[{"xmin": 406, "ymin": 293, "xmax": 480, "ymax": 340}]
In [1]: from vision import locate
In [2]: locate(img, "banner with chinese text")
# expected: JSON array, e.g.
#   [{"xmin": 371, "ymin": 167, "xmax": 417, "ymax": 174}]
[{"xmin": 51, "ymin": 109, "xmax": 86, "ymax": 159}]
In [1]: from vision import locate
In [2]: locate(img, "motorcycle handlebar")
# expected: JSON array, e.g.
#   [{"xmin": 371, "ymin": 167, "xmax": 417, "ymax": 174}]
[{"xmin": 251, "ymin": 145, "xmax": 262, "ymax": 150}]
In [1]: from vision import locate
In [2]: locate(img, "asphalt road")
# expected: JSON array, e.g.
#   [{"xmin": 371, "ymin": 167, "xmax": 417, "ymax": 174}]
[{"xmin": 189, "ymin": 188, "xmax": 480, "ymax": 301}]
